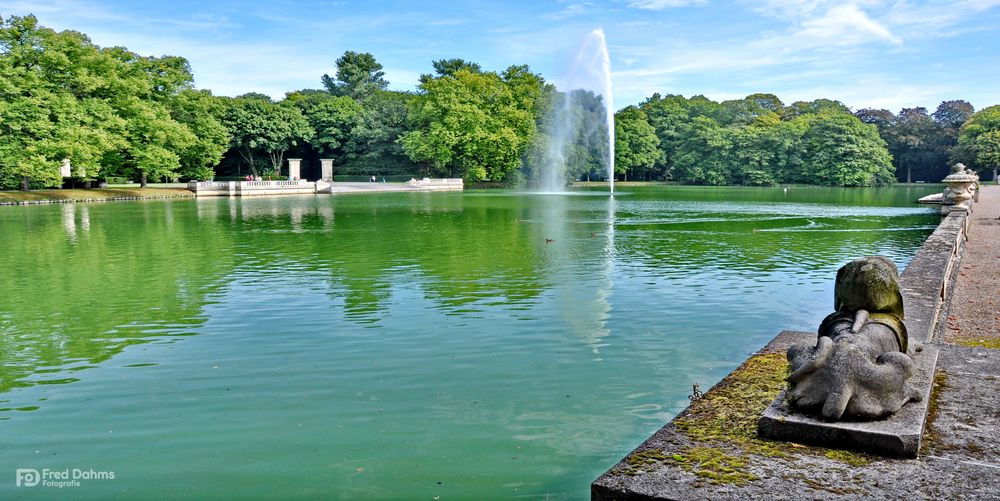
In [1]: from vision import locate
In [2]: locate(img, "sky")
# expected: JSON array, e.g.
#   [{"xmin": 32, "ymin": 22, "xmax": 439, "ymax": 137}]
[{"xmin": 2, "ymin": 0, "xmax": 999, "ymax": 112}]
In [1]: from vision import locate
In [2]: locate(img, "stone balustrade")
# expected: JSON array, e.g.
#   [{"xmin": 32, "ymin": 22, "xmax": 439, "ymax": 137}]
[
  {"xmin": 405, "ymin": 178, "xmax": 464, "ymax": 190},
  {"xmin": 187, "ymin": 180, "xmax": 316, "ymax": 197}
]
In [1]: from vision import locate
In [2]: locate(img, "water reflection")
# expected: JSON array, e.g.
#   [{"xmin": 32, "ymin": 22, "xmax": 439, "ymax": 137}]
[
  {"xmin": 0, "ymin": 202, "xmax": 233, "ymax": 396},
  {"xmin": 1, "ymin": 188, "xmax": 941, "ymax": 401},
  {"xmin": 0, "ymin": 185, "xmax": 943, "ymax": 499}
]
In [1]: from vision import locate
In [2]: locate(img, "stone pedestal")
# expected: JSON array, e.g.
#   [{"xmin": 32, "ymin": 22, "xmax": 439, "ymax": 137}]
[
  {"xmin": 320, "ymin": 159, "xmax": 333, "ymax": 182},
  {"xmin": 287, "ymin": 158, "xmax": 301, "ymax": 181},
  {"xmin": 758, "ymin": 336, "xmax": 939, "ymax": 458}
]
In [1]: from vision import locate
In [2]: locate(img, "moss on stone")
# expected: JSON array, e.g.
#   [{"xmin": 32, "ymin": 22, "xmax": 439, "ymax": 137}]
[
  {"xmin": 922, "ymin": 370, "xmax": 949, "ymax": 453},
  {"xmin": 952, "ymin": 337, "xmax": 1000, "ymax": 349},
  {"xmin": 617, "ymin": 448, "xmax": 671, "ymax": 476},
  {"xmin": 823, "ymin": 449, "xmax": 870, "ymax": 466},
  {"xmin": 673, "ymin": 353, "xmax": 788, "ymax": 449},
  {"xmin": 668, "ymin": 446, "xmax": 758, "ymax": 485},
  {"xmin": 651, "ymin": 351, "xmax": 874, "ymax": 485}
]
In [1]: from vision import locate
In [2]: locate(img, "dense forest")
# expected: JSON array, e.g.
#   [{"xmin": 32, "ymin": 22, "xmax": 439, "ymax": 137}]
[{"xmin": 2, "ymin": 15, "xmax": 998, "ymax": 191}]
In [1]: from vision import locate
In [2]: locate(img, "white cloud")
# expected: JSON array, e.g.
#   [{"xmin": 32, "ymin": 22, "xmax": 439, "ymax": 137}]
[
  {"xmin": 797, "ymin": 4, "xmax": 901, "ymax": 46},
  {"xmin": 542, "ymin": 3, "xmax": 595, "ymax": 21},
  {"xmin": 744, "ymin": 0, "xmax": 837, "ymax": 20},
  {"xmin": 885, "ymin": 0, "xmax": 1000, "ymax": 38},
  {"xmin": 628, "ymin": 0, "xmax": 707, "ymax": 9}
]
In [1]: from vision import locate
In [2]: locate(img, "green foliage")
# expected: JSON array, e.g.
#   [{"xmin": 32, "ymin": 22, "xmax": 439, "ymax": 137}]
[
  {"xmin": 321, "ymin": 51, "xmax": 388, "ymax": 100},
  {"xmin": 170, "ymin": 89, "xmax": 230, "ymax": 180},
  {"xmin": 614, "ymin": 106, "xmax": 660, "ymax": 180},
  {"xmin": 782, "ymin": 98, "xmax": 850, "ymax": 120},
  {"xmin": 420, "ymin": 58, "xmax": 483, "ymax": 83},
  {"xmin": 800, "ymin": 113, "xmax": 895, "ymax": 186},
  {"xmin": 957, "ymin": 105, "xmax": 1000, "ymax": 176},
  {"xmin": 1, "ymin": 15, "xmax": 990, "ymax": 190},
  {"xmin": 400, "ymin": 66, "xmax": 541, "ymax": 182},
  {"xmin": 671, "ymin": 116, "xmax": 734, "ymax": 185},
  {"xmin": 638, "ymin": 93, "xmax": 898, "ymax": 186},
  {"xmin": 0, "ymin": 15, "xmax": 230, "ymax": 188},
  {"xmin": 524, "ymin": 88, "xmax": 609, "ymax": 185},
  {"xmin": 221, "ymin": 96, "xmax": 313, "ymax": 176},
  {"xmin": 295, "ymin": 93, "xmax": 363, "ymax": 157},
  {"xmin": 639, "ymin": 94, "xmax": 690, "ymax": 178},
  {"xmin": 857, "ymin": 101, "xmax": 975, "ymax": 183},
  {"xmin": 342, "ymin": 90, "xmax": 417, "ymax": 175}
]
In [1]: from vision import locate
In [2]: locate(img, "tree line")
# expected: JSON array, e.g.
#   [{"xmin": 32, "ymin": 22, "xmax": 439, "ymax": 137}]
[{"xmin": 2, "ymin": 15, "xmax": 998, "ymax": 190}]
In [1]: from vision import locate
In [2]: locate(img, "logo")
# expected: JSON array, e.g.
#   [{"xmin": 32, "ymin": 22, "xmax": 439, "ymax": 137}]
[
  {"xmin": 16, "ymin": 469, "xmax": 40, "ymax": 487},
  {"xmin": 14, "ymin": 467, "xmax": 114, "ymax": 488}
]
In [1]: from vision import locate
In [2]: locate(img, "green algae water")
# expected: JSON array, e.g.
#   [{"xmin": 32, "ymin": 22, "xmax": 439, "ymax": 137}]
[{"xmin": 0, "ymin": 185, "xmax": 940, "ymax": 498}]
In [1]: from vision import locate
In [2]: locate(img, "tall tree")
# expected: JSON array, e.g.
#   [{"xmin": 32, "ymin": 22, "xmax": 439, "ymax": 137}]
[
  {"xmin": 614, "ymin": 106, "xmax": 660, "ymax": 181},
  {"xmin": 639, "ymin": 93, "xmax": 690, "ymax": 180},
  {"xmin": 169, "ymin": 89, "xmax": 230, "ymax": 180},
  {"xmin": 783, "ymin": 99, "xmax": 850, "ymax": 120},
  {"xmin": 854, "ymin": 108, "xmax": 896, "ymax": 131},
  {"xmin": 421, "ymin": 58, "xmax": 482, "ymax": 82},
  {"xmin": 0, "ymin": 15, "xmax": 204, "ymax": 189},
  {"xmin": 296, "ymin": 94, "xmax": 363, "ymax": 158},
  {"xmin": 670, "ymin": 116, "xmax": 733, "ymax": 185},
  {"xmin": 343, "ymin": 90, "xmax": 417, "ymax": 175},
  {"xmin": 102, "ymin": 98, "xmax": 195, "ymax": 186},
  {"xmin": 932, "ymin": 100, "xmax": 975, "ymax": 128},
  {"xmin": 801, "ymin": 113, "xmax": 894, "ymax": 186},
  {"xmin": 957, "ymin": 105, "xmax": 1000, "ymax": 181},
  {"xmin": 321, "ymin": 51, "xmax": 388, "ymax": 100},
  {"xmin": 222, "ymin": 97, "xmax": 313, "ymax": 176},
  {"xmin": 890, "ymin": 107, "xmax": 949, "ymax": 182},
  {"xmin": 400, "ymin": 67, "xmax": 537, "ymax": 181}
]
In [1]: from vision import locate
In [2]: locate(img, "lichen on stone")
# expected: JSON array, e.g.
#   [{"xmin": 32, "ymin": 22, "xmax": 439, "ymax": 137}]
[
  {"xmin": 952, "ymin": 338, "xmax": 1000, "ymax": 349},
  {"xmin": 921, "ymin": 370, "xmax": 949, "ymax": 453},
  {"xmin": 640, "ymin": 351, "xmax": 875, "ymax": 485}
]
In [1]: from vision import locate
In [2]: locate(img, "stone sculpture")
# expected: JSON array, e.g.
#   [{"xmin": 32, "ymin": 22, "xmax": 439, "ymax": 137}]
[
  {"xmin": 941, "ymin": 163, "xmax": 977, "ymax": 214},
  {"xmin": 785, "ymin": 256, "xmax": 921, "ymax": 420}
]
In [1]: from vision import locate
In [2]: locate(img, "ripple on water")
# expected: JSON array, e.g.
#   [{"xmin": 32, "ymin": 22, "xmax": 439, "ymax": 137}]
[{"xmin": 0, "ymin": 186, "xmax": 942, "ymax": 499}]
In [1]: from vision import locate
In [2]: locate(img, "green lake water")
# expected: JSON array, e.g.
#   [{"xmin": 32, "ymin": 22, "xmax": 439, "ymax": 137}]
[{"xmin": 0, "ymin": 185, "xmax": 941, "ymax": 499}]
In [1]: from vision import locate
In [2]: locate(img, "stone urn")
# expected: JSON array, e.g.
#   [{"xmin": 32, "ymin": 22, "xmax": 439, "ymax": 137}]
[{"xmin": 941, "ymin": 164, "xmax": 976, "ymax": 215}]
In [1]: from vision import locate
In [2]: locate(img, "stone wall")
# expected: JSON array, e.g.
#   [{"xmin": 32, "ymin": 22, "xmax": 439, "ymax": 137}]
[{"xmin": 897, "ymin": 212, "xmax": 969, "ymax": 344}]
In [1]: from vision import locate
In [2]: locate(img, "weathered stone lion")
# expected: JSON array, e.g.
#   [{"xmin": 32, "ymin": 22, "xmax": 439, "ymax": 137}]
[{"xmin": 786, "ymin": 256, "xmax": 922, "ymax": 420}]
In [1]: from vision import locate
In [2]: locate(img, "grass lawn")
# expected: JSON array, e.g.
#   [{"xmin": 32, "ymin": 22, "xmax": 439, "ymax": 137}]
[{"xmin": 0, "ymin": 187, "xmax": 193, "ymax": 203}]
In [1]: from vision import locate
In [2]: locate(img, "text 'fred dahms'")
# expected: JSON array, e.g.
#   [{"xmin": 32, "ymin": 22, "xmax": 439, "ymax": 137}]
[{"xmin": 16, "ymin": 468, "xmax": 115, "ymax": 488}]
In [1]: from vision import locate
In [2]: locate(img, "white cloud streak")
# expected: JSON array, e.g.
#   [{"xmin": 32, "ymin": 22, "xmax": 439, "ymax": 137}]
[{"xmin": 628, "ymin": 0, "xmax": 707, "ymax": 9}]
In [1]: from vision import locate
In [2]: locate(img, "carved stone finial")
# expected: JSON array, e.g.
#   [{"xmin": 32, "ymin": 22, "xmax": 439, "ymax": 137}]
[{"xmin": 785, "ymin": 257, "xmax": 920, "ymax": 420}]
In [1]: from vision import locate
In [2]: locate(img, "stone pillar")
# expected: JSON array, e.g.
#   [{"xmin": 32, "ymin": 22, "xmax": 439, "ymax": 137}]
[
  {"xmin": 287, "ymin": 158, "xmax": 301, "ymax": 181},
  {"xmin": 320, "ymin": 159, "xmax": 334, "ymax": 182},
  {"xmin": 60, "ymin": 159, "xmax": 72, "ymax": 178}
]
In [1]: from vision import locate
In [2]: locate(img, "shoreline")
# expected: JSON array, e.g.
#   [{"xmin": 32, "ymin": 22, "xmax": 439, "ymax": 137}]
[{"xmin": 0, "ymin": 187, "xmax": 194, "ymax": 206}]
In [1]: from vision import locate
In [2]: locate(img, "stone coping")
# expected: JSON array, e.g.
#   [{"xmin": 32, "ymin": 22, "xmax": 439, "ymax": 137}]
[
  {"xmin": 898, "ymin": 211, "xmax": 968, "ymax": 344},
  {"xmin": 753, "ymin": 210, "xmax": 969, "ymax": 459},
  {"xmin": 593, "ymin": 206, "xmax": 985, "ymax": 500},
  {"xmin": 591, "ymin": 337, "xmax": 1000, "ymax": 500}
]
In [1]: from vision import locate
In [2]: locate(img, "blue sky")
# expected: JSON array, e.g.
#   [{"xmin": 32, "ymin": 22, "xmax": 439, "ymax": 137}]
[{"xmin": 3, "ymin": 0, "xmax": 999, "ymax": 112}]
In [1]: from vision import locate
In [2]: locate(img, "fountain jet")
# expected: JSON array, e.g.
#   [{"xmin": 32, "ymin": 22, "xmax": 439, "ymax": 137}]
[{"xmin": 538, "ymin": 28, "xmax": 615, "ymax": 194}]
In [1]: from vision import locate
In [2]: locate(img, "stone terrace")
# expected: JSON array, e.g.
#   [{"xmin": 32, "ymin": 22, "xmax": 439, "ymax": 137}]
[{"xmin": 593, "ymin": 185, "xmax": 1000, "ymax": 500}]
